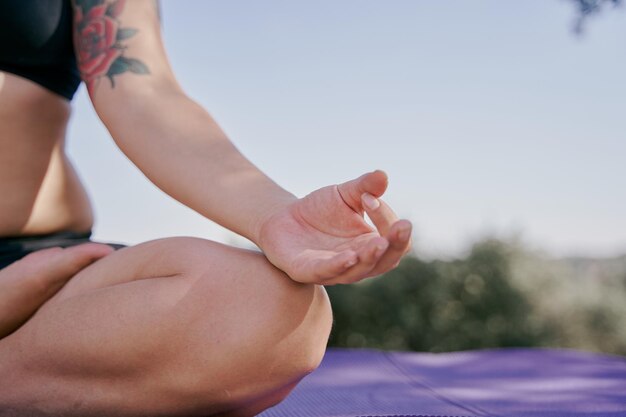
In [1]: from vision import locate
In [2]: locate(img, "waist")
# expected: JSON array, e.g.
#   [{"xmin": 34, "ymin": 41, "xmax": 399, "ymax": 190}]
[
  {"xmin": 0, "ymin": 230, "xmax": 92, "ymax": 270},
  {"xmin": 0, "ymin": 230, "xmax": 127, "ymax": 270}
]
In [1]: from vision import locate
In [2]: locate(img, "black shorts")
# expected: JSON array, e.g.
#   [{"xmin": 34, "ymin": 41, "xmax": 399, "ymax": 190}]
[{"xmin": 0, "ymin": 231, "xmax": 127, "ymax": 270}]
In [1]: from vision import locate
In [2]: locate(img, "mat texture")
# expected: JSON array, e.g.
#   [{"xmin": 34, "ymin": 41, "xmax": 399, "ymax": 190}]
[{"xmin": 259, "ymin": 347, "xmax": 626, "ymax": 417}]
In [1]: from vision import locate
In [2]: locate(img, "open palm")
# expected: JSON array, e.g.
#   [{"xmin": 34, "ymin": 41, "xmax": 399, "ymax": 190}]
[{"xmin": 257, "ymin": 170, "xmax": 412, "ymax": 285}]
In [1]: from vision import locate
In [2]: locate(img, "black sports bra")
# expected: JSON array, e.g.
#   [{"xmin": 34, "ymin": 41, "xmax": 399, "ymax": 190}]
[{"xmin": 0, "ymin": 0, "xmax": 81, "ymax": 100}]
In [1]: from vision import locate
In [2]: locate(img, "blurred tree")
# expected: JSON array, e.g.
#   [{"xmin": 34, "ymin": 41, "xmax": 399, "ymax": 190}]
[
  {"xmin": 327, "ymin": 238, "xmax": 626, "ymax": 355},
  {"xmin": 567, "ymin": 0, "xmax": 622, "ymax": 32},
  {"xmin": 326, "ymin": 240, "xmax": 550, "ymax": 352}
]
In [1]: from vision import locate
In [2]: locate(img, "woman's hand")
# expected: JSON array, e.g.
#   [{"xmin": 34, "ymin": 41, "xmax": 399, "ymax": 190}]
[
  {"xmin": 257, "ymin": 170, "xmax": 412, "ymax": 285},
  {"xmin": 0, "ymin": 243, "xmax": 113, "ymax": 339}
]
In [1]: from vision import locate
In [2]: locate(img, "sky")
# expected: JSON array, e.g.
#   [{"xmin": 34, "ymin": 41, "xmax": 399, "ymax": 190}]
[{"xmin": 67, "ymin": 0, "xmax": 626, "ymax": 259}]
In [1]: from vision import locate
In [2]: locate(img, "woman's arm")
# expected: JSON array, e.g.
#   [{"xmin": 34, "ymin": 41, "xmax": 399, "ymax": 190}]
[
  {"xmin": 94, "ymin": 81, "xmax": 297, "ymax": 245},
  {"xmin": 71, "ymin": 0, "xmax": 412, "ymax": 284},
  {"xmin": 72, "ymin": 0, "xmax": 295, "ymax": 244}
]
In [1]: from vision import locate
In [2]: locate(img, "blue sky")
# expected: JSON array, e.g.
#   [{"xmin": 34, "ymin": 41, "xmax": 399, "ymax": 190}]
[{"xmin": 67, "ymin": 0, "xmax": 626, "ymax": 258}]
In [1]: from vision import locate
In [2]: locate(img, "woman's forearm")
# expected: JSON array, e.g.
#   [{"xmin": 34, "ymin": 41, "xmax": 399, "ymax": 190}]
[{"xmin": 96, "ymin": 89, "xmax": 296, "ymax": 245}]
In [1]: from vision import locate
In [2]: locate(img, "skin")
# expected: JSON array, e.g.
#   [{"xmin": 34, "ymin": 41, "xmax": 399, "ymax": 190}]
[{"xmin": 0, "ymin": 0, "xmax": 412, "ymax": 415}]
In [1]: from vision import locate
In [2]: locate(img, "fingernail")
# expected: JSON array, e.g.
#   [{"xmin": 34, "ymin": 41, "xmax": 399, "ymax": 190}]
[
  {"xmin": 362, "ymin": 193, "xmax": 380, "ymax": 210},
  {"xmin": 375, "ymin": 243, "xmax": 387, "ymax": 257},
  {"xmin": 344, "ymin": 258, "xmax": 357, "ymax": 268},
  {"xmin": 398, "ymin": 228, "xmax": 411, "ymax": 241}
]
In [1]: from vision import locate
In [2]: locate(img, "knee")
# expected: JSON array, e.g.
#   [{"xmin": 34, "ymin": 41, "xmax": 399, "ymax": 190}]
[
  {"xmin": 154, "ymin": 237, "xmax": 333, "ymax": 411},
  {"xmin": 224, "ymin": 284, "xmax": 333, "ymax": 415},
  {"xmin": 235, "ymin": 285, "xmax": 334, "ymax": 413},
  {"xmin": 203, "ymin": 284, "xmax": 333, "ymax": 410},
  {"xmin": 270, "ymin": 283, "xmax": 334, "ymax": 376},
  {"xmin": 171, "ymin": 284, "xmax": 333, "ymax": 415}
]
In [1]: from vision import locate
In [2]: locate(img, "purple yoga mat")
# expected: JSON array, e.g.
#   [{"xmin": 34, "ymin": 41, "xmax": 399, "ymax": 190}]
[{"xmin": 259, "ymin": 347, "xmax": 626, "ymax": 417}]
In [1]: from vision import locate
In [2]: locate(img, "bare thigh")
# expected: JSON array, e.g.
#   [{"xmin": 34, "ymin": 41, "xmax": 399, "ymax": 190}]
[{"xmin": 0, "ymin": 237, "xmax": 333, "ymax": 417}]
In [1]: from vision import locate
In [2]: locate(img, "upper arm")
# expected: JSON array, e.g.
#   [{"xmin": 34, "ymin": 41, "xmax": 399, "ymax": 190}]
[{"xmin": 71, "ymin": 0, "xmax": 180, "ymax": 103}]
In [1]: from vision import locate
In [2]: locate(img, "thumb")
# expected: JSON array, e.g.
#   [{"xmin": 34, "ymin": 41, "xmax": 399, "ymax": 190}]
[{"xmin": 337, "ymin": 170, "xmax": 389, "ymax": 213}]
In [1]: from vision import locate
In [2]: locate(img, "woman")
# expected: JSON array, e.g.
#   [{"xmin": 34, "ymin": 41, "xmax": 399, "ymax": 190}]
[{"xmin": 0, "ymin": 1, "xmax": 412, "ymax": 415}]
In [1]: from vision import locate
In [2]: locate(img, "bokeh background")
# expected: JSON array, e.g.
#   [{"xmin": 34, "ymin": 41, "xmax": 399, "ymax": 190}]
[{"xmin": 67, "ymin": 1, "xmax": 626, "ymax": 355}]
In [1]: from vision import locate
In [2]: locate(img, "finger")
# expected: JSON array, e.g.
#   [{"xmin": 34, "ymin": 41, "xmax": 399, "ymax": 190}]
[
  {"xmin": 325, "ymin": 237, "xmax": 389, "ymax": 285},
  {"xmin": 337, "ymin": 170, "xmax": 389, "ymax": 213},
  {"xmin": 308, "ymin": 249, "xmax": 359, "ymax": 281},
  {"xmin": 9, "ymin": 243, "xmax": 113, "ymax": 273},
  {"xmin": 14, "ymin": 243, "xmax": 114, "ymax": 287},
  {"xmin": 369, "ymin": 219, "xmax": 412, "ymax": 276},
  {"xmin": 361, "ymin": 193, "xmax": 398, "ymax": 237},
  {"xmin": 53, "ymin": 243, "xmax": 116, "ymax": 277}
]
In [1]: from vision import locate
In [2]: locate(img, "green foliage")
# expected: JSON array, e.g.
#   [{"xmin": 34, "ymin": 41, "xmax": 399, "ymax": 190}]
[{"xmin": 326, "ymin": 239, "xmax": 626, "ymax": 355}]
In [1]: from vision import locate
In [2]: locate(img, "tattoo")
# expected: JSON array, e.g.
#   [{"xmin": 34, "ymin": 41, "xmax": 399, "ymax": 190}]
[{"xmin": 73, "ymin": 0, "xmax": 149, "ymax": 93}]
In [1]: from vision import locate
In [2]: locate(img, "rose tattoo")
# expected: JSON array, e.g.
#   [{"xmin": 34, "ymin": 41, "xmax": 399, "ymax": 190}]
[{"xmin": 74, "ymin": 0, "xmax": 149, "ymax": 93}]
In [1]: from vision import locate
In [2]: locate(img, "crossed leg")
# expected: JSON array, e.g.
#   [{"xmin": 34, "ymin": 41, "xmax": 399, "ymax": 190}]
[{"xmin": 0, "ymin": 237, "xmax": 333, "ymax": 416}]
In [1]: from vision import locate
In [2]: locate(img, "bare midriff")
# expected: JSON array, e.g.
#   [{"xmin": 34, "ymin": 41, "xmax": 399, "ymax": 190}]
[{"xmin": 0, "ymin": 72, "xmax": 94, "ymax": 237}]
